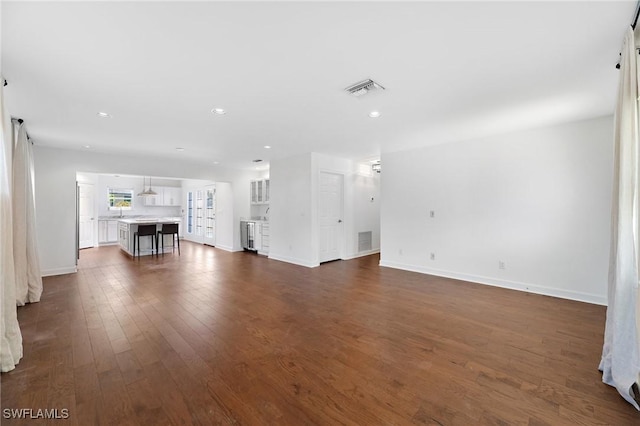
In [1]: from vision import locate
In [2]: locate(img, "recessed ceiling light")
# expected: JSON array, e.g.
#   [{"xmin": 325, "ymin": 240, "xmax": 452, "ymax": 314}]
[
  {"xmin": 175, "ymin": 147, "xmax": 185, "ymax": 152},
  {"xmin": 264, "ymin": 145, "xmax": 271, "ymax": 149},
  {"xmin": 83, "ymin": 145, "xmax": 91, "ymax": 149},
  {"xmin": 368, "ymin": 111, "xmax": 381, "ymax": 118},
  {"xmin": 211, "ymin": 108, "xmax": 226, "ymax": 115},
  {"xmin": 96, "ymin": 112, "xmax": 112, "ymax": 118},
  {"xmin": 213, "ymin": 161, "xmax": 219, "ymax": 165}
]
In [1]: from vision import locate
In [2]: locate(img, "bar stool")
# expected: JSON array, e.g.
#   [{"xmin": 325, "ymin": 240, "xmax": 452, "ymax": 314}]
[
  {"xmin": 156, "ymin": 223, "xmax": 180, "ymax": 255},
  {"xmin": 133, "ymin": 224, "xmax": 157, "ymax": 258}
]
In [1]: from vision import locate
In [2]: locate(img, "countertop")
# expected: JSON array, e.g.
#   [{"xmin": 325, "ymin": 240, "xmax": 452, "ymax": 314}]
[
  {"xmin": 117, "ymin": 217, "xmax": 182, "ymax": 224},
  {"xmin": 240, "ymin": 217, "xmax": 269, "ymax": 223}
]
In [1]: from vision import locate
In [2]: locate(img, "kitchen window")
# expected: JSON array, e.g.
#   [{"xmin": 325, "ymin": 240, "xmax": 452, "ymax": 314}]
[{"xmin": 108, "ymin": 188, "xmax": 134, "ymax": 210}]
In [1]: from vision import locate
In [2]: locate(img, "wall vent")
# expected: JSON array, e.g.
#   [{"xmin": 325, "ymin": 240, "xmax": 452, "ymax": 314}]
[
  {"xmin": 358, "ymin": 231, "xmax": 373, "ymax": 252},
  {"xmin": 345, "ymin": 79, "xmax": 385, "ymax": 97}
]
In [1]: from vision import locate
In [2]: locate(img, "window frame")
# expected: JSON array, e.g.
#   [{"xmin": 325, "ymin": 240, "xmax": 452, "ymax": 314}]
[{"xmin": 107, "ymin": 187, "xmax": 134, "ymax": 210}]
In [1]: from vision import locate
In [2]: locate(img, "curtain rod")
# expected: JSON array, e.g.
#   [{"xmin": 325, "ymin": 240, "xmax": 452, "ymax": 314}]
[
  {"xmin": 11, "ymin": 117, "xmax": 32, "ymax": 143},
  {"xmin": 633, "ymin": 1, "xmax": 640, "ymax": 29},
  {"xmin": 616, "ymin": 1, "xmax": 640, "ymax": 69}
]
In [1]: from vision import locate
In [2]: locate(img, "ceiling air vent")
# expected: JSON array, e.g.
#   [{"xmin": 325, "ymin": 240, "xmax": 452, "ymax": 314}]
[{"xmin": 345, "ymin": 79, "xmax": 385, "ymax": 97}]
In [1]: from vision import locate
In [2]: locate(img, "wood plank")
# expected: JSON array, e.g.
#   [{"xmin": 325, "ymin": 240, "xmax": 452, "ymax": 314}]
[{"xmin": 1, "ymin": 243, "xmax": 638, "ymax": 425}]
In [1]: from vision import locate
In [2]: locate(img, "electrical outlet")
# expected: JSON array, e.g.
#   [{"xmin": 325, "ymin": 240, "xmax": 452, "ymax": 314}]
[
  {"xmin": 498, "ymin": 261, "xmax": 505, "ymax": 270},
  {"xmin": 430, "ymin": 253, "xmax": 435, "ymax": 260},
  {"xmin": 429, "ymin": 210, "xmax": 435, "ymax": 218},
  {"xmin": 399, "ymin": 248, "xmax": 403, "ymax": 256}
]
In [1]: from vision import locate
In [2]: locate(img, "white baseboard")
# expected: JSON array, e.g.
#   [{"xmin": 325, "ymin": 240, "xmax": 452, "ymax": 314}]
[
  {"xmin": 379, "ymin": 259, "xmax": 607, "ymax": 306},
  {"xmin": 267, "ymin": 250, "xmax": 379, "ymax": 267},
  {"xmin": 268, "ymin": 253, "xmax": 319, "ymax": 268},
  {"xmin": 343, "ymin": 249, "xmax": 380, "ymax": 260},
  {"xmin": 42, "ymin": 266, "xmax": 77, "ymax": 277},
  {"xmin": 215, "ymin": 244, "xmax": 236, "ymax": 252}
]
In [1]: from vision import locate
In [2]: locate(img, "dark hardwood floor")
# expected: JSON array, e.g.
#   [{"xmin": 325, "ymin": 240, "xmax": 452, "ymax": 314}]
[{"xmin": 1, "ymin": 242, "xmax": 638, "ymax": 425}]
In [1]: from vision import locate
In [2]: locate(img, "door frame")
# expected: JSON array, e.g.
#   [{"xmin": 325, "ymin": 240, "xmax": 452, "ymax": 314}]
[
  {"xmin": 77, "ymin": 182, "xmax": 96, "ymax": 249},
  {"xmin": 184, "ymin": 184, "xmax": 217, "ymax": 245},
  {"xmin": 203, "ymin": 184, "xmax": 216, "ymax": 246},
  {"xmin": 318, "ymin": 171, "xmax": 345, "ymax": 263}
]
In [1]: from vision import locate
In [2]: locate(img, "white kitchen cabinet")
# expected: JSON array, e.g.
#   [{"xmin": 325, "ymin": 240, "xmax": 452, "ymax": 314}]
[
  {"xmin": 142, "ymin": 192, "xmax": 162, "ymax": 206},
  {"xmin": 107, "ymin": 220, "xmax": 118, "ymax": 242},
  {"xmin": 98, "ymin": 220, "xmax": 119, "ymax": 244},
  {"xmin": 118, "ymin": 222, "xmax": 129, "ymax": 251},
  {"xmin": 163, "ymin": 187, "xmax": 181, "ymax": 206},
  {"xmin": 254, "ymin": 222, "xmax": 262, "ymax": 252},
  {"xmin": 142, "ymin": 186, "xmax": 182, "ymax": 206},
  {"xmin": 250, "ymin": 181, "xmax": 258, "ymax": 204},
  {"xmin": 250, "ymin": 179, "xmax": 270, "ymax": 205},
  {"xmin": 259, "ymin": 222, "xmax": 269, "ymax": 255}
]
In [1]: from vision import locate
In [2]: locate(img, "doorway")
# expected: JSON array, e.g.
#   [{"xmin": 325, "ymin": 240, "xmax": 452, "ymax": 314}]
[
  {"xmin": 185, "ymin": 183, "xmax": 216, "ymax": 246},
  {"xmin": 319, "ymin": 172, "xmax": 344, "ymax": 263},
  {"xmin": 78, "ymin": 182, "xmax": 95, "ymax": 249}
]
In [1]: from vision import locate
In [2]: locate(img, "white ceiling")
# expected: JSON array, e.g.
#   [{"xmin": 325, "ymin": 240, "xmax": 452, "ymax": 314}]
[{"xmin": 2, "ymin": 1, "xmax": 635, "ymax": 170}]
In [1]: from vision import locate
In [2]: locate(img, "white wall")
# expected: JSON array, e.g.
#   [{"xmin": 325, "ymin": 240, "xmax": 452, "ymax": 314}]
[
  {"xmin": 215, "ymin": 182, "xmax": 234, "ymax": 251},
  {"xmin": 269, "ymin": 152, "xmax": 381, "ymax": 268},
  {"xmin": 380, "ymin": 115, "xmax": 614, "ymax": 305},
  {"xmin": 34, "ymin": 146, "xmax": 253, "ymax": 275},
  {"xmin": 269, "ymin": 153, "xmax": 315, "ymax": 267}
]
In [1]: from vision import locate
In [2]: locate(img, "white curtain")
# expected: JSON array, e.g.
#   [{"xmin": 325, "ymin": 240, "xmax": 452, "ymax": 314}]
[
  {"xmin": 600, "ymin": 27, "xmax": 640, "ymax": 410},
  {"xmin": 12, "ymin": 121, "xmax": 42, "ymax": 305},
  {"xmin": 0, "ymin": 77, "xmax": 23, "ymax": 372}
]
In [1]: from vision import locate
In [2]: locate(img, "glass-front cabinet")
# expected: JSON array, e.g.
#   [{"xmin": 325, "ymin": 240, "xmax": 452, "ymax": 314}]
[{"xmin": 250, "ymin": 179, "xmax": 270, "ymax": 205}]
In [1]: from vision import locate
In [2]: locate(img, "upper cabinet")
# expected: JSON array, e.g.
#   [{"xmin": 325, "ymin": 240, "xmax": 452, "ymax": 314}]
[
  {"xmin": 163, "ymin": 187, "xmax": 181, "ymax": 206},
  {"xmin": 142, "ymin": 186, "xmax": 182, "ymax": 206},
  {"xmin": 250, "ymin": 179, "xmax": 270, "ymax": 205}
]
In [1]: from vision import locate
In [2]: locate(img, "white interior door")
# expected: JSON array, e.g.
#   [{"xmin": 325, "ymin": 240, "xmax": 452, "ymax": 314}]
[
  {"xmin": 319, "ymin": 172, "xmax": 344, "ymax": 263},
  {"xmin": 78, "ymin": 183, "xmax": 95, "ymax": 249}
]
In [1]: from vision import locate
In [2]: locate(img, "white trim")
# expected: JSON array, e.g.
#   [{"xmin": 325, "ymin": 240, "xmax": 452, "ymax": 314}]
[
  {"xmin": 214, "ymin": 244, "xmax": 238, "ymax": 252},
  {"xmin": 97, "ymin": 242, "xmax": 118, "ymax": 247},
  {"xmin": 41, "ymin": 266, "xmax": 77, "ymax": 277},
  {"xmin": 318, "ymin": 170, "xmax": 345, "ymax": 263},
  {"xmin": 343, "ymin": 249, "xmax": 380, "ymax": 260},
  {"xmin": 379, "ymin": 260, "xmax": 607, "ymax": 306},
  {"xmin": 268, "ymin": 253, "xmax": 319, "ymax": 268}
]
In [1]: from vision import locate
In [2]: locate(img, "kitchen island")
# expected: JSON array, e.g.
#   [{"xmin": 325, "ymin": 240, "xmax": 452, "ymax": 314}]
[{"xmin": 118, "ymin": 217, "xmax": 181, "ymax": 257}]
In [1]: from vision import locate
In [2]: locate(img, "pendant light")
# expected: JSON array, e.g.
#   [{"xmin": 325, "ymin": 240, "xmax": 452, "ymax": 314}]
[
  {"xmin": 137, "ymin": 176, "xmax": 147, "ymax": 196},
  {"xmin": 137, "ymin": 176, "xmax": 158, "ymax": 196},
  {"xmin": 146, "ymin": 177, "xmax": 158, "ymax": 196}
]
